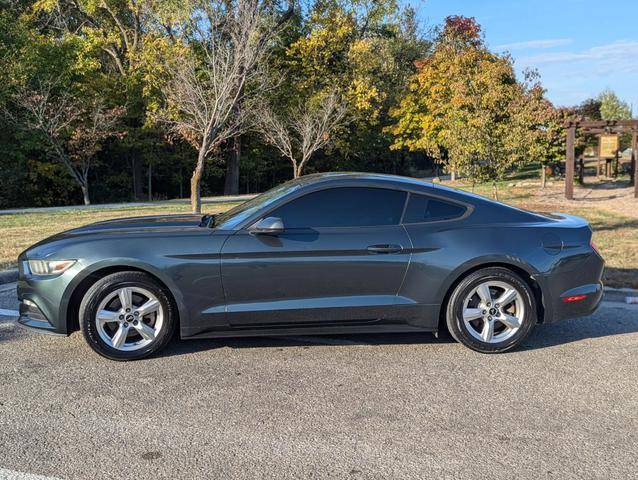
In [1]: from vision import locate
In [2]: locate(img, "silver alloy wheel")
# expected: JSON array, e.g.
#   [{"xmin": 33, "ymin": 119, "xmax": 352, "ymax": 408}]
[
  {"xmin": 95, "ymin": 286, "xmax": 164, "ymax": 352},
  {"xmin": 462, "ymin": 280, "xmax": 525, "ymax": 344}
]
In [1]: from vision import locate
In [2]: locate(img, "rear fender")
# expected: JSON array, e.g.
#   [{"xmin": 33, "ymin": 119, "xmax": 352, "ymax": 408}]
[{"xmin": 436, "ymin": 256, "xmax": 542, "ymax": 322}]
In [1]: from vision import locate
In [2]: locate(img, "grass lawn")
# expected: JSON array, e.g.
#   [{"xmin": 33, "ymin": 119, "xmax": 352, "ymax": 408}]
[
  {"xmin": 1, "ymin": 170, "xmax": 636, "ymax": 288},
  {"xmin": 0, "ymin": 203, "xmax": 238, "ymax": 272}
]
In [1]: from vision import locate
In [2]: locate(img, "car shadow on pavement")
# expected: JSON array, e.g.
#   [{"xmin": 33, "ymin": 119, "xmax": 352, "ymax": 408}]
[
  {"xmin": 520, "ymin": 314, "xmax": 638, "ymax": 351},
  {"xmin": 155, "ymin": 331, "xmax": 455, "ymax": 358},
  {"xmin": 154, "ymin": 311, "xmax": 638, "ymax": 358}
]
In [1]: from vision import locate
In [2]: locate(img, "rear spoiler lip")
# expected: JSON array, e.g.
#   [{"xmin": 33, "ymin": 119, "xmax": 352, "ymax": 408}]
[{"xmin": 536, "ymin": 212, "xmax": 590, "ymax": 228}]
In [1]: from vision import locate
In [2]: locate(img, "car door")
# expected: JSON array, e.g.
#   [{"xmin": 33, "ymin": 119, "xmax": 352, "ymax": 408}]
[{"xmin": 220, "ymin": 186, "xmax": 412, "ymax": 328}]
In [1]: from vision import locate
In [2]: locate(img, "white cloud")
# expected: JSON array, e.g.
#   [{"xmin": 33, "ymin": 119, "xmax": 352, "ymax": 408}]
[
  {"xmin": 518, "ymin": 40, "xmax": 638, "ymax": 74},
  {"xmin": 510, "ymin": 40, "xmax": 638, "ymax": 108},
  {"xmin": 494, "ymin": 38, "xmax": 573, "ymax": 51}
]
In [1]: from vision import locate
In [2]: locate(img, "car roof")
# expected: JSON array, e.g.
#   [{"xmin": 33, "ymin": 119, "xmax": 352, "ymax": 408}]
[
  {"xmin": 290, "ymin": 172, "xmax": 475, "ymax": 201},
  {"xmin": 290, "ymin": 172, "xmax": 547, "ymax": 222},
  {"xmin": 292, "ymin": 172, "xmax": 436, "ymax": 190}
]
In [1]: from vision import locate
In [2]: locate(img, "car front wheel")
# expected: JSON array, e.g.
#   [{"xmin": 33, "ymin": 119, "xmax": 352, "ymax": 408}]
[
  {"xmin": 79, "ymin": 271, "xmax": 176, "ymax": 361},
  {"xmin": 445, "ymin": 267, "xmax": 537, "ymax": 353}
]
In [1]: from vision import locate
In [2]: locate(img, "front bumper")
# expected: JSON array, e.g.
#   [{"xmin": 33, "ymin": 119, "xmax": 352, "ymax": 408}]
[
  {"xmin": 17, "ymin": 298, "xmax": 67, "ymax": 336},
  {"xmin": 16, "ymin": 260, "xmax": 77, "ymax": 335}
]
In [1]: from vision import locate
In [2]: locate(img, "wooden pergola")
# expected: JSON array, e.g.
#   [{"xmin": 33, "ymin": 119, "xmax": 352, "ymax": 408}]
[{"xmin": 564, "ymin": 119, "xmax": 638, "ymax": 199}]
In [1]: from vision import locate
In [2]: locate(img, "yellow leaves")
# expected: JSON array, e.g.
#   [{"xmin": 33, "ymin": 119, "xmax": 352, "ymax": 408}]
[
  {"xmin": 349, "ymin": 38, "xmax": 373, "ymax": 58},
  {"xmin": 30, "ymin": 0, "xmax": 58, "ymax": 13},
  {"xmin": 389, "ymin": 33, "xmax": 555, "ymax": 181},
  {"xmin": 287, "ymin": 8, "xmax": 356, "ymax": 79},
  {"xmin": 348, "ymin": 79, "xmax": 381, "ymax": 115},
  {"xmin": 139, "ymin": 37, "xmax": 188, "ymax": 121}
]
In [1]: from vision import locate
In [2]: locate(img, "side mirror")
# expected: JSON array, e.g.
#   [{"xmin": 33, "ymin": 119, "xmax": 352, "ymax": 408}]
[{"xmin": 249, "ymin": 216, "xmax": 284, "ymax": 235}]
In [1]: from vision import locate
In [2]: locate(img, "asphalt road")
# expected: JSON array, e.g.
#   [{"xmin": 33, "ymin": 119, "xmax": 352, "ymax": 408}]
[{"xmin": 1, "ymin": 283, "xmax": 637, "ymax": 480}]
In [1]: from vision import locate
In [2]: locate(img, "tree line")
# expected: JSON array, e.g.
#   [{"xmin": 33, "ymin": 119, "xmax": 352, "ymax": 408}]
[{"xmin": 0, "ymin": 0, "xmax": 632, "ymax": 211}]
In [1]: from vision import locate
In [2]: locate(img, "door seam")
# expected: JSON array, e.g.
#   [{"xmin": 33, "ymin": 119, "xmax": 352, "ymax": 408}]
[
  {"xmin": 396, "ymin": 224, "xmax": 413, "ymax": 297},
  {"xmin": 218, "ymin": 232, "xmax": 237, "ymax": 313}
]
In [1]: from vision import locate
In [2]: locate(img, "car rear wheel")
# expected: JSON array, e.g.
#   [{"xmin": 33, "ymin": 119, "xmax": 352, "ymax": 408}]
[
  {"xmin": 79, "ymin": 271, "xmax": 176, "ymax": 361},
  {"xmin": 445, "ymin": 267, "xmax": 536, "ymax": 353}
]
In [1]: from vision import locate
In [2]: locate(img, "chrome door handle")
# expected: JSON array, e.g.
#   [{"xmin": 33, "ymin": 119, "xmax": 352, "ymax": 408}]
[{"xmin": 367, "ymin": 244, "xmax": 403, "ymax": 254}]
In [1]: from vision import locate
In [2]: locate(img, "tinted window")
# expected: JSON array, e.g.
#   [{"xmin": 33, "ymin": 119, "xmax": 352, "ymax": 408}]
[
  {"xmin": 403, "ymin": 194, "xmax": 466, "ymax": 223},
  {"xmin": 215, "ymin": 180, "xmax": 303, "ymax": 229},
  {"xmin": 270, "ymin": 187, "xmax": 407, "ymax": 228}
]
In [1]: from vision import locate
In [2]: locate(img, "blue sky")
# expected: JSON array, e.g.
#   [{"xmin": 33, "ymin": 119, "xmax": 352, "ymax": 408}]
[{"xmin": 406, "ymin": 0, "xmax": 638, "ymax": 111}]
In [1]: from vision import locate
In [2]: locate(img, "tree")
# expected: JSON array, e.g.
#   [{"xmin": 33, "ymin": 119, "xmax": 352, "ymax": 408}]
[
  {"xmin": 511, "ymin": 80, "xmax": 563, "ymax": 189},
  {"xmin": 10, "ymin": 80, "xmax": 124, "ymax": 205},
  {"xmin": 283, "ymin": 1, "xmax": 428, "ymax": 172},
  {"xmin": 388, "ymin": 16, "xmax": 556, "ymax": 198},
  {"xmin": 257, "ymin": 91, "xmax": 347, "ymax": 178},
  {"xmin": 578, "ymin": 98, "xmax": 602, "ymax": 120},
  {"xmin": 386, "ymin": 16, "xmax": 483, "ymax": 174},
  {"xmin": 598, "ymin": 89, "xmax": 632, "ymax": 120},
  {"xmin": 31, "ymin": 0, "xmax": 148, "ymax": 78},
  {"xmin": 154, "ymin": 0, "xmax": 292, "ymax": 213}
]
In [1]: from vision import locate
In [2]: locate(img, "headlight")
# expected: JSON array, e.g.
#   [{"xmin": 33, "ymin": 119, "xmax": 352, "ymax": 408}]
[{"xmin": 27, "ymin": 259, "xmax": 76, "ymax": 276}]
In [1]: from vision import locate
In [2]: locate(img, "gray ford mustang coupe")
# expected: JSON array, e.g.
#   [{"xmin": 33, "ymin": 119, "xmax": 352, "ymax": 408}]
[{"xmin": 17, "ymin": 173, "xmax": 604, "ymax": 360}]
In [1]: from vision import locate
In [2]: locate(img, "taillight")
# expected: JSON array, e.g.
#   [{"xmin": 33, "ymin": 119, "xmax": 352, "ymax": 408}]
[{"xmin": 563, "ymin": 294, "xmax": 587, "ymax": 303}]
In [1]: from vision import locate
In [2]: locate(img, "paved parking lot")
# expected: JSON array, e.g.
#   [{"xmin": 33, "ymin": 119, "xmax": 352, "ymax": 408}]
[{"xmin": 0, "ymin": 282, "xmax": 637, "ymax": 479}]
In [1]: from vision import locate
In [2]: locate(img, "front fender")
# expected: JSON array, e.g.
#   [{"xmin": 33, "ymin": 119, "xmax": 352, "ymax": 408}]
[{"xmin": 59, "ymin": 258, "xmax": 190, "ymax": 334}]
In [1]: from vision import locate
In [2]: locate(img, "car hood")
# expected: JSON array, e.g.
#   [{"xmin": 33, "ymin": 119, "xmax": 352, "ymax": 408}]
[
  {"xmin": 72, "ymin": 214, "xmax": 205, "ymax": 234},
  {"xmin": 22, "ymin": 214, "xmax": 207, "ymax": 257}
]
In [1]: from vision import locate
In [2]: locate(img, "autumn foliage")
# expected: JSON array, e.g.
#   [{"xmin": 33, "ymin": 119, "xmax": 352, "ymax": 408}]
[{"xmin": 387, "ymin": 16, "xmax": 561, "ymax": 198}]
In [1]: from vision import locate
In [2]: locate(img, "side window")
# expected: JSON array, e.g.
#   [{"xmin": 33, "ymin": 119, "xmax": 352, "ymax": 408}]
[
  {"xmin": 402, "ymin": 194, "xmax": 466, "ymax": 223},
  {"xmin": 270, "ymin": 187, "xmax": 407, "ymax": 228}
]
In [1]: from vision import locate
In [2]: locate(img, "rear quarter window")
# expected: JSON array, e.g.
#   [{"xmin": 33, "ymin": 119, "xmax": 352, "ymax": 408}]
[{"xmin": 403, "ymin": 194, "xmax": 466, "ymax": 223}]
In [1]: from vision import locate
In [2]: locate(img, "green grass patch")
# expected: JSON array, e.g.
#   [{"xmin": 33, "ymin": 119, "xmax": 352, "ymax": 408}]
[{"xmin": 0, "ymin": 203, "xmax": 238, "ymax": 271}]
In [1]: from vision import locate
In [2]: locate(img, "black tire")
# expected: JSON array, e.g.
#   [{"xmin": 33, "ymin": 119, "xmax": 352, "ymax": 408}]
[
  {"xmin": 445, "ymin": 267, "xmax": 536, "ymax": 353},
  {"xmin": 79, "ymin": 271, "xmax": 176, "ymax": 361}
]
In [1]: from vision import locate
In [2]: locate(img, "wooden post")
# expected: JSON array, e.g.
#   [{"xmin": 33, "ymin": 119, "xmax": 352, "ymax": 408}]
[
  {"xmin": 597, "ymin": 134, "xmax": 602, "ymax": 178},
  {"xmin": 597, "ymin": 157, "xmax": 602, "ymax": 178},
  {"xmin": 633, "ymin": 130, "xmax": 638, "ymax": 198},
  {"xmin": 565, "ymin": 125, "xmax": 575, "ymax": 200}
]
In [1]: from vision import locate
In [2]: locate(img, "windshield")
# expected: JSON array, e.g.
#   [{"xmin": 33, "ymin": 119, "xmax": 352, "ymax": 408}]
[{"xmin": 214, "ymin": 179, "xmax": 303, "ymax": 229}]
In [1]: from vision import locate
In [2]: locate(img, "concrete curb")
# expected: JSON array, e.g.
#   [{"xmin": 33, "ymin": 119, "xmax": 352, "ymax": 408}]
[
  {"xmin": 0, "ymin": 269, "xmax": 18, "ymax": 284},
  {"xmin": 603, "ymin": 287, "xmax": 638, "ymax": 304}
]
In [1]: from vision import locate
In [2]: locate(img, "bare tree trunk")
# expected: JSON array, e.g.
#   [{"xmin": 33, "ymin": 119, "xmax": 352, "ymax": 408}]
[
  {"xmin": 81, "ymin": 183, "xmax": 91, "ymax": 205},
  {"xmin": 148, "ymin": 160, "xmax": 153, "ymax": 201},
  {"xmin": 191, "ymin": 146, "xmax": 207, "ymax": 213},
  {"xmin": 541, "ymin": 165, "xmax": 546, "ymax": 189},
  {"xmin": 450, "ymin": 168, "xmax": 456, "ymax": 182},
  {"xmin": 132, "ymin": 157, "xmax": 143, "ymax": 200},
  {"xmin": 492, "ymin": 181, "xmax": 499, "ymax": 201},
  {"xmin": 224, "ymin": 136, "xmax": 240, "ymax": 195}
]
